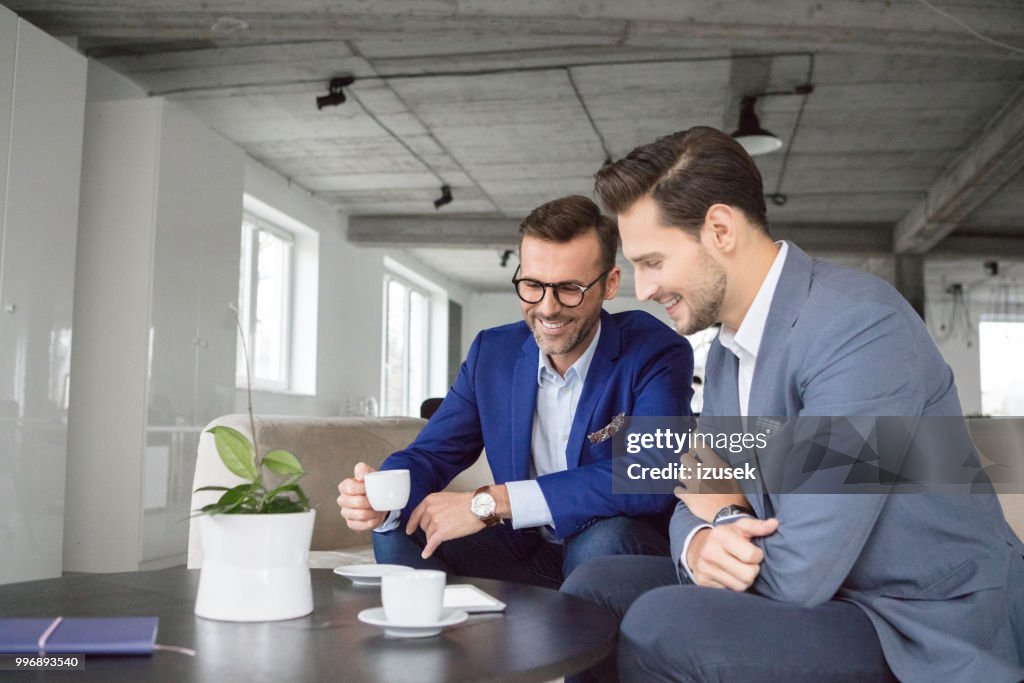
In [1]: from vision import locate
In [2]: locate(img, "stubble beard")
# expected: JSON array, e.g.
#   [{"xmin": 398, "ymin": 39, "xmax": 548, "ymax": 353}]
[
  {"xmin": 675, "ymin": 250, "xmax": 727, "ymax": 337},
  {"xmin": 528, "ymin": 309, "xmax": 600, "ymax": 358}
]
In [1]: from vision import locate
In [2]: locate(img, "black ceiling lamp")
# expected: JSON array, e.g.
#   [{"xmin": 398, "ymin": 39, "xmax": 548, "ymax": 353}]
[
  {"xmin": 731, "ymin": 95, "xmax": 783, "ymax": 156},
  {"xmin": 433, "ymin": 185, "xmax": 453, "ymax": 209},
  {"xmin": 316, "ymin": 75, "xmax": 355, "ymax": 110}
]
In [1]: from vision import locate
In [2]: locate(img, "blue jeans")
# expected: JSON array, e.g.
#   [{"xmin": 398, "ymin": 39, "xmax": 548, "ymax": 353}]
[
  {"xmin": 562, "ymin": 555, "xmax": 897, "ymax": 683},
  {"xmin": 373, "ymin": 515, "xmax": 669, "ymax": 590}
]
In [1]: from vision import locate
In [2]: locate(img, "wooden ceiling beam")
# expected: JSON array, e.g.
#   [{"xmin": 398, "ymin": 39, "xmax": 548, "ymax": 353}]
[{"xmin": 893, "ymin": 85, "xmax": 1024, "ymax": 255}]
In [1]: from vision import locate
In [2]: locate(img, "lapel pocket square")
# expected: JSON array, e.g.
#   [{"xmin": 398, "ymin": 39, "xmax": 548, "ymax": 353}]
[{"xmin": 588, "ymin": 413, "xmax": 626, "ymax": 444}]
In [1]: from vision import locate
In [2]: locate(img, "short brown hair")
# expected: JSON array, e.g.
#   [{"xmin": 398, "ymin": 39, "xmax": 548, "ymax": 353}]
[
  {"xmin": 519, "ymin": 194, "xmax": 619, "ymax": 271},
  {"xmin": 594, "ymin": 127, "xmax": 769, "ymax": 237}
]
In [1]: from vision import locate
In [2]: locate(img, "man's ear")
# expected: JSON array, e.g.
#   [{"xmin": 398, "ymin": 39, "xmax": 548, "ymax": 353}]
[
  {"xmin": 603, "ymin": 266, "xmax": 621, "ymax": 301},
  {"xmin": 702, "ymin": 203, "xmax": 738, "ymax": 254}
]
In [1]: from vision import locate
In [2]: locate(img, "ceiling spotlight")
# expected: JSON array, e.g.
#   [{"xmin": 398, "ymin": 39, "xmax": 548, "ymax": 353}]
[
  {"xmin": 731, "ymin": 96, "xmax": 783, "ymax": 156},
  {"xmin": 316, "ymin": 75, "xmax": 355, "ymax": 110},
  {"xmin": 500, "ymin": 249, "xmax": 514, "ymax": 267},
  {"xmin": 433, "ymin": 185, "xmax": 453, "ymax": 209}
]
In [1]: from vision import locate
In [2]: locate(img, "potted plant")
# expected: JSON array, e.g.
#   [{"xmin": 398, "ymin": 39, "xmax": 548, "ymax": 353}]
[{"xmin": 192, "ymin": 306, "xmax": 315, "ymax": 622}]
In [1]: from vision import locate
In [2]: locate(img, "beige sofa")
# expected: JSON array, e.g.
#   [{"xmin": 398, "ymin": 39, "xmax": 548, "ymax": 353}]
[
  {"xmin": 188, "ymin": 414, "xmax": 1024, "ymax": 569},
  {"xmin": 187, "ymin": 414, "xmax": 493, "ymax": 569}
]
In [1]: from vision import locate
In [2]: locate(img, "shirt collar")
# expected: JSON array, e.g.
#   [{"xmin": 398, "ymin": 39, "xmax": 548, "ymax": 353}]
[
  {"xmin": 537, "ymin": 322, "xmax": 602, "ymax": 386},
  {"xmin": 719, "ymin": 241, "xmax": 788, "ymax": 361}
]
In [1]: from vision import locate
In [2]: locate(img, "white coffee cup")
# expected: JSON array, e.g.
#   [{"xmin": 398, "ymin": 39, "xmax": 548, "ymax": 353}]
[
  {"xmin": 363, "ymin": 469, "xmax": 411, "ymax": 511},
  {"xmin": 381, "ymin": 569, "xmax": 446, "ymax": 624}
]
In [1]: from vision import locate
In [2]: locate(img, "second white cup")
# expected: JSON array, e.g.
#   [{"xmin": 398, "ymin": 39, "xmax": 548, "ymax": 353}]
[
  {"xmin": 363, "ymin": 469, "xmax": 411, "ymax": 511},
  {"xmin": 381, "ymin": 569, "xmax": 446, "ymax": 624}
]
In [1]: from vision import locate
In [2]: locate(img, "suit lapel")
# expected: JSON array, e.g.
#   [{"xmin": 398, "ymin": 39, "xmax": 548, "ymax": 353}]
[
  {"xmin": 565, "ymin": 311, "xmax": 619, "ymax": 469},
  {"xmin": 747, "ymin": 243, "xmax": 813, "ymax": 417},
  {"xmin": 510, "ymin": 335, "xmax": 539, "ymax": 482},
  {"xmin": 745, "ymin": 243, "xmax": 814, "ymax": 519}
]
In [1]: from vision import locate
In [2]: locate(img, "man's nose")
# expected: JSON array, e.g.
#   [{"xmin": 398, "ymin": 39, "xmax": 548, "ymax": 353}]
[
  {"xmin": 538, "ymin": 287, "xmax": 563, "ymax": 316},
  {"xmin": 634, "ymin": 271, "xmax": 658, "ymax": 301}
]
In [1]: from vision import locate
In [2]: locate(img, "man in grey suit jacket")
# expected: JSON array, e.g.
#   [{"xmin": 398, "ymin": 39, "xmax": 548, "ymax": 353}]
[{"xmin": 563, "ymin": 127, "xmax": 1024, "ymax": 682}]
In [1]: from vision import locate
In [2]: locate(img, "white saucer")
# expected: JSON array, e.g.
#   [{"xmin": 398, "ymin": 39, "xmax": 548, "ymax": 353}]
[
  {"xmin": 357, "ymin": 607, "xmax": 468, "ymax": 638},
  {"xmin": 333, "ymin": 564, "xmax": 414, "ymax": 586}
]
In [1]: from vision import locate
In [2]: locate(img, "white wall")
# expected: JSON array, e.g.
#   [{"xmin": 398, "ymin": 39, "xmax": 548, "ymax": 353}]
[
  {"xmin": 238, "ymin": 161, "xmax": 473, "ymax": 418},
  {"xmin": 925, "ymin": 258, "xmax": 1024, "ymax": 416}
]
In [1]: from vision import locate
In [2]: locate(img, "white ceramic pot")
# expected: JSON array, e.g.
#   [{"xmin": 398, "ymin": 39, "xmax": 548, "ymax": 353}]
[{"xmin": 195, "ymin": 509, "xmax": 315, "ymax": 621}]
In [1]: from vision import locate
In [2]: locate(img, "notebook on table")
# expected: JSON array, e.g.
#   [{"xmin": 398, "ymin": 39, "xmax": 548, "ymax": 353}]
[{"xmin": 0, "ymin": 617, "xmax": 159, "ymax": 655}]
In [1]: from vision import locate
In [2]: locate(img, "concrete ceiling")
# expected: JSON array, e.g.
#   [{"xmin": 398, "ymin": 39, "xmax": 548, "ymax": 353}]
[{"xmin": 6, "ymin": 0, "xmax": 1024, "ymax": 292}]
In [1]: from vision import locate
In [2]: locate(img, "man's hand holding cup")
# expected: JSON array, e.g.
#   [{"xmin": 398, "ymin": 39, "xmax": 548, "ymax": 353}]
[{"xmin": 337, "ymin": 462, "xmax": 410, "ymax": 531}]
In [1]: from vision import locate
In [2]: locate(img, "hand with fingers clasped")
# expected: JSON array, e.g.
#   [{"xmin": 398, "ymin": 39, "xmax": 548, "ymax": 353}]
[
  {"xmin": 686, "ymin": 516, "xmax": 779, "ymax": 591},
  {"xmin": 336, "ymin": 462, "xmax": 388, "ymax": 531},
  {"xmin": 407, "ymin": 489, "xmax": 505, "ymax": 560}
]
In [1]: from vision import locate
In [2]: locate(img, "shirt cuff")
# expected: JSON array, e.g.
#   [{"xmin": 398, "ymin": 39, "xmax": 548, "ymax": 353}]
[
  {"xmin": 678, "ymin": 523, "xmax": 712, "ymax": 582},
  {"xmin": 372, "ymin": 509, "xmax": 401, "ymax": 533},
  {"xmin": 505, "ymin": 479, "xmax": 554, "ymax": 529}
]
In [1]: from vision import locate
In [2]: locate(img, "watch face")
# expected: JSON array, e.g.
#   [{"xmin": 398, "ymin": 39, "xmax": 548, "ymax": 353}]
[{"xmin": 471, "ymin": 493, "xmax": 496, "ymax": 518}]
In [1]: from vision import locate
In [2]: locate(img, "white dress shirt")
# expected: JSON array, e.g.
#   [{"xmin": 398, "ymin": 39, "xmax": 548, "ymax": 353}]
[{"xmin": 680, "ymin": 241, "xmax": 788, "ymax": 578}]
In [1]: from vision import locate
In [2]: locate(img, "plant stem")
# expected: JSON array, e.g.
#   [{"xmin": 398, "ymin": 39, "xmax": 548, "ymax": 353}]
[{"xmin": 229, "ymin": 303, "xmax": 261, "ymax": 469}]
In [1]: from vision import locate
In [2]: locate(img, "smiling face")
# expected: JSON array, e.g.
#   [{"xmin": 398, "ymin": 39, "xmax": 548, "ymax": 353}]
[
  {"xmin": 618, "ymin": 194, "xmax": 726, "ymax": 336},
  {"xmin": 518, "ymin": 232, "xmax": 620, "ymax": 374}
]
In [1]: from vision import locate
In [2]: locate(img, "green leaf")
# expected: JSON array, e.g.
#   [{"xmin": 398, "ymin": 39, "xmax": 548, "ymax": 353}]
[
  {"xmin": 265, "ymin": 473, "xmax": 304, "ymax": 499},
  {"xmin": 263, "ymin": 497, "xmax": 306, "ymax": 514},
  {"xmin": 207, "ymin": 426, "xmax": 257, "ymax": 481},
  {"xmin": 263, "ymin": 449, "xmax": 304, "ymax": 476},
  {"xmin": 215, "ymin": 483, "xmax": 256, "ymax": 513},
  {"xmin": 193, "ymin": 485, "xmax": 230, "ymax": 493}
]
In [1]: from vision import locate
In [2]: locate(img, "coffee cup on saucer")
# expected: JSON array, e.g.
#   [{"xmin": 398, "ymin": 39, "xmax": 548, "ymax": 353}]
[
  {"xmin": 364, "ymin": 469, "xmax": 410, "ymax": 511},
  {"xmin": 381, "ymin": 569, "xmax": 446, "ymax": 624}
]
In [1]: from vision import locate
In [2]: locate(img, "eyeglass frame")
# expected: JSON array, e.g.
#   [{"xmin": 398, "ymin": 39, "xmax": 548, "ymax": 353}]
[{"xmin": 511, "ymin": 264, "xmax": 613, "ymax": 308}]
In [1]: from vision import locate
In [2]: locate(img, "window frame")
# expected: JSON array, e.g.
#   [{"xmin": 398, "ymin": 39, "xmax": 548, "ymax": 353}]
[{"xmin": 237, "ymin": 210, "xmax": 296, "ymax": 392}]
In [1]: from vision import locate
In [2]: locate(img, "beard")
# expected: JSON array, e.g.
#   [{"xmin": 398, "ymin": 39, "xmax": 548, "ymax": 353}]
[
  {"xmin": 526, "ymin": 307, "xmax": 601, "ymax": 358},
  {"xmin": 674, "ymin": 247, "xmax": 727, "ymax": 336}
]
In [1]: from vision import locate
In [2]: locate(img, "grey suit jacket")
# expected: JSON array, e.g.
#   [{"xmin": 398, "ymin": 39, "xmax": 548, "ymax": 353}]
[{"xmin": 669, "ymin": 243, "xmax": 1024, "ymax": 681}]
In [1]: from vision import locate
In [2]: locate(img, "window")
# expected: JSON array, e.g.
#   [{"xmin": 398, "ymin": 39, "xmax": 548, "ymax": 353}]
[
  {"xmin": 980, "ymin": 320, "xmax": 1024, "ymax": 416},
  {"xmin": 383, "ymin": 275, "xmax": 431, "ymax": 417},
  {"xmin": 238, "ymin": 212, "xmax": 294, "ymax": 391}
]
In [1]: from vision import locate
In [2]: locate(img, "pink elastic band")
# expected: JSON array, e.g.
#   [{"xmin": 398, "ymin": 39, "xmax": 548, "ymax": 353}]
[{"xmin": 37, "ymin": 616, "xmax": 63, "ymax": 655}]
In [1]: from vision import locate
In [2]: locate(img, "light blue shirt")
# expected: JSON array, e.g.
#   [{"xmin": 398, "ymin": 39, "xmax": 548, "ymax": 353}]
[{"xmin": 506, "ymin": 324, "xmax": 602, "ymax": 531}]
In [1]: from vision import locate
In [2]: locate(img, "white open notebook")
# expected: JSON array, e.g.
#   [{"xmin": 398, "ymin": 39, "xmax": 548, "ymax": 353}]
[{"xmin": 442, "ymin": 584, "xmax": 507, "ymax": 613}]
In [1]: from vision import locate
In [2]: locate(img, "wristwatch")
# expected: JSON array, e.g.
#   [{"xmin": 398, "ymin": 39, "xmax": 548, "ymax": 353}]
[
  {"xmin": 712, "ymin": 504, "xmax": 756, "ymax": 526},
  {"xmin": 470, "ymin": 486, "xmax": 501, "ymax": 527}
]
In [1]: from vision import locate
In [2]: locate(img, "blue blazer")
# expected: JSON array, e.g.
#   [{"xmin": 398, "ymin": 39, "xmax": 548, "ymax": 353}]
[
  {"xmin": 382, "ymin": 309, "xmax": 693, "ymax": 538},
  {"xmin": 670, "ymin": 243, "xmax": 1024, "ymax": 681}
]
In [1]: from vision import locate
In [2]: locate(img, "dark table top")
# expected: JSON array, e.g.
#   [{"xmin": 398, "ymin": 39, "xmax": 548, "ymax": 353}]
[{"xmin": 0, "ymin": 567, "xmax": 617, "ymax": 682}]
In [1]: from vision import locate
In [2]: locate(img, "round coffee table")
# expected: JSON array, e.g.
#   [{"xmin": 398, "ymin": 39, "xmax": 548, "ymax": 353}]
[{"xmin": 0, "ymin": 567, "xmax": 618, "ymax": 682}]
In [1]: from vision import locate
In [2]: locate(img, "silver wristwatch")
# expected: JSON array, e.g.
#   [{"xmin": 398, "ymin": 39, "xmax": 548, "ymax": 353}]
[
  {"xmin": 470, "ymin": 486, "xmax": 501, "ymax": 527},
  {"xmin": 712, "ymin": 504, "xmax": 756, "ymax": 526}
]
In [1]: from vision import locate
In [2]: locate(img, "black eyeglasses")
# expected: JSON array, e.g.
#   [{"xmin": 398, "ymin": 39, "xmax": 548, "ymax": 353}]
[{"xmin": 512, "ymin": 265, "xmax": 611, "ymax": 308}]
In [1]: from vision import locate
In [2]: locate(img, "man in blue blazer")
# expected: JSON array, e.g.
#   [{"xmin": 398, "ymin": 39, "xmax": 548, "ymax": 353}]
[
  {"xmin": 564, "ymin": 128, "xmax": 1024, "ymax": 681},
  {"xmin": 337, "ymin": 195, "xmax": 693, "ymax": 588}
]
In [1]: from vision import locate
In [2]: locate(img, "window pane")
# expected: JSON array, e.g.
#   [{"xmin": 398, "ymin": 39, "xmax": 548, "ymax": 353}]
[
  {"xmin": 254, "ymin": 228, "xmax": 290, "ymax": 384},
  {"xmin": 408, "ymin": 289, "xmax": 429, "ymax": 415},
  {"xmin": 385, "ymin": 279, "xmax": 408, "ymax": 416},
  {"xmin": 980, "ymin": 321, "xmax": 1024, "ymax": 416}
]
